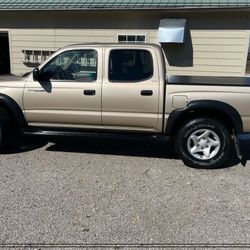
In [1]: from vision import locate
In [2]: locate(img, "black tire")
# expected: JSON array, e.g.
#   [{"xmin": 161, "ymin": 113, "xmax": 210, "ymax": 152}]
[
  {"xmin": 0, "ymin": 107, "xmax": 18, "ymax": 151},
  {"xmin": 175, "ymin": 118, "xmax": 232, "ymax": 169}
]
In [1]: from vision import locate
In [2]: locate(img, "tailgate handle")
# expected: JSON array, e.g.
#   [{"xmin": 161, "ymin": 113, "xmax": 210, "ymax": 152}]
[
  {"xmin": 141, "ymin": 90, "xmax": 153, "ymax": 96},
  {"xmin": 84, "ymin": 90, "xmax": 96, "ymax": 96}
]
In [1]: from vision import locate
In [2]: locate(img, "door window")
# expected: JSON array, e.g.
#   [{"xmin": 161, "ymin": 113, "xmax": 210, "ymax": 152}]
[
  {"xmin": 109, "ymin": 49, "xmax": 153, "ymax": 82},
  {"xmin": 41, "ymin": 49, "xmax": 97, "ymax": 81}
]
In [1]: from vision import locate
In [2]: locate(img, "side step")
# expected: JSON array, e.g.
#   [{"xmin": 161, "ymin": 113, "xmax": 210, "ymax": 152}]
[{"xmin": 23, "ymin": 128, "xmax": 169, "ymax": 142}]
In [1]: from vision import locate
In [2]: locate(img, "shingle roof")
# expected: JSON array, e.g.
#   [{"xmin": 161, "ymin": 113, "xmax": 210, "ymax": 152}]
[{"xmin": 0, "ymin": 0, "xmax": 250, "ymax": 10}]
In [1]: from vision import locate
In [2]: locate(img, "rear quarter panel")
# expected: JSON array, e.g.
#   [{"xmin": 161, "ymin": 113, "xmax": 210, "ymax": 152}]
[{"xmin": 166, "ymin": 84, "xmax": 250, "ymax": 132}]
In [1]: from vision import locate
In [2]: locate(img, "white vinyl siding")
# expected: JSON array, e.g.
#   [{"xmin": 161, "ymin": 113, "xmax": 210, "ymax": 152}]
[
  {"xmin": 10, "ymin": 29, "xmax": 55, "ymax": 74},
  {"xmin": 9, "ymin": 29, "xmax": 249, "ymax": 77},
  {"xmin": 149, "ymin": 30, "xmax": 249, "ymax": 77},
  {"xmin": 10, "ymin": 29, "xmax": 118, "ymax": 74},
  {"xmin": 10, "ymin": 29, "xmax": 148, "ymax": 75}
]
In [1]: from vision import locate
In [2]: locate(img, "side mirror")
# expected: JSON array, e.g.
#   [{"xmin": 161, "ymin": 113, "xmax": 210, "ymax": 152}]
[
  {"xmin": 41, "ymin": 70, "xmax": 54, "ymax": 81},
  {"xmin": 33, "ymin": 68, "xmax": 40, "ymax": 81}
]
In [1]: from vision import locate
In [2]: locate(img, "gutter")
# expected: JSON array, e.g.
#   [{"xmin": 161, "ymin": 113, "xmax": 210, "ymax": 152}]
[{"xmin": 0, "ymin": 6, "xmax": 250, "ymax": 12}]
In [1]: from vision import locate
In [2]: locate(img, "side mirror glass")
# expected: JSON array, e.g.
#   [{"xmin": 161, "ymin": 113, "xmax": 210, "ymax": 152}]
[
  {"xmin": 33, "ymin": 67, "xmax": 54, "ymax": 82},
  {"xmin": 40, "ymin": 71, "xmax": 53, "ymax": 82},
  {"xmin": 33, "ymin": 68, "xmax": 40, "ymax": 81}
]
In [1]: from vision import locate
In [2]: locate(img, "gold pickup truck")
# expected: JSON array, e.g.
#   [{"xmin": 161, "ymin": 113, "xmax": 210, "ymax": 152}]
[{"xmin": 0, "ymin": 43, "xmax": 249, "ymax": 169}]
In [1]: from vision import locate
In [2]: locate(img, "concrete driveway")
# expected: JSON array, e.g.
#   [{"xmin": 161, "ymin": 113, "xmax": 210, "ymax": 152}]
[{"xmin": 0, "ymin": 135, "xmax": 249, "ymax": 249}]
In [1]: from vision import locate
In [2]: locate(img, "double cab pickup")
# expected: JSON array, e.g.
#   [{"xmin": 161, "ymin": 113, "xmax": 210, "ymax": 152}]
[{"xmin": 0, "ymin": 43, "xmax": 249, "ymax": 168}]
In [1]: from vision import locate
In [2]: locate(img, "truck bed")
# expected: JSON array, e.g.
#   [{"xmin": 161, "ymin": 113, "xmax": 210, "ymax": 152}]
[{"xmin": 168, "ymin": 76, "xmax": 250, "ymax": 87}]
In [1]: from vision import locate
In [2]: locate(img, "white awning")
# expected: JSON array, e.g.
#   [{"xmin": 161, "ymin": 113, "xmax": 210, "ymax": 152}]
[{"xmin": 159, "ymin": 19, "xmax": 186, "ymax": 43}]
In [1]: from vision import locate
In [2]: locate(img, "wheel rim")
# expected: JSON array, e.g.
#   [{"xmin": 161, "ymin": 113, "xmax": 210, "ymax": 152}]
[{"xmin": 187, "ymin": 129, "xmax": 221, "ymax": 160}]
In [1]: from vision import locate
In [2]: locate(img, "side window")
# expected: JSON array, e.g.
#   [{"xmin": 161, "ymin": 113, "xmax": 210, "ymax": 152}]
[
  {"xmin": 41, "ymin": 49, "xmax": 97, "ymax": 81},
  {"xmin": 109, "ymin": 49, "xmax": 153, "ymax": 82}
]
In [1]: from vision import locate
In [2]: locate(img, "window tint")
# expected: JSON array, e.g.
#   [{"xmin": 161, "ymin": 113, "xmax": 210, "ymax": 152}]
[
  {"xmin": 42, "ymin": 50, "xmax": 97, "ymax": 81},
  {"xmin": 109, "ymin": 50, "xmax": 153, "ymax": 82}
]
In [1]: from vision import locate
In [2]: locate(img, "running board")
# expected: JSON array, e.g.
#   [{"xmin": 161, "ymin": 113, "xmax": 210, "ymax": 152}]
[{"xmin": 23, "ymin": 128, "xmax": 169, "ymax": 141}]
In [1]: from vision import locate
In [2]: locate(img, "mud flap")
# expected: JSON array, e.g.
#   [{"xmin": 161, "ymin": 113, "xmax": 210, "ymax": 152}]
[{"xmin": 233, "ymin": 130, "xmax": 247, "ymax": 166}]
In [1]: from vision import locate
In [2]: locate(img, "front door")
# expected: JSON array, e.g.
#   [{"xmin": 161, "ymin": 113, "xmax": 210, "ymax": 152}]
[
  {"xmin": 102, "ymin": 48, "xmax": 160, "ymax": 132},
  {"xmin": 24, "ymin": 48, "xmax": 102, "ymax": 128}
]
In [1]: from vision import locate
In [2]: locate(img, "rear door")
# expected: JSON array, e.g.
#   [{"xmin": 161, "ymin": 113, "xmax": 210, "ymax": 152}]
[{"xmin": 102, "ymin": 47, "xmax": 160, "ymax": 132}]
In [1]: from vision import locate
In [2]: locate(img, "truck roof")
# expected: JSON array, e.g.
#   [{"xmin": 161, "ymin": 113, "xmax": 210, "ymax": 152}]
[{"xmin": 64, "ymin": 43, "xmax": 162, "ymax": 50}]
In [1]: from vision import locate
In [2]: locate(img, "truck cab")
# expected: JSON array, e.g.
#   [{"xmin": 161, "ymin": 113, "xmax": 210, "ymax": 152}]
[{"xmin": 25, "ymin": 44, "xmax": 165, "ymax": 133}]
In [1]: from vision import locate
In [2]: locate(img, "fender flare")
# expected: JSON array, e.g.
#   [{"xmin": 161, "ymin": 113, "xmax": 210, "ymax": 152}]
[
  {"xmin": 165, "ymin": 100, "xmax": 243, "ymax": 135},
  {"xmin": 0, "ymin": 93, "xmax": 27, "ymax": 128}
]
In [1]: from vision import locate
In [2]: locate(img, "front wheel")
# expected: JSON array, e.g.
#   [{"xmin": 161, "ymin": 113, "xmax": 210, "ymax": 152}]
[
  {"xmin": 175, "ymin": 118, "xmax": 232, "ymax": 169},
  {"xmin": 0, "ymin": 107, "xmax": 19, "ymax": 151}
]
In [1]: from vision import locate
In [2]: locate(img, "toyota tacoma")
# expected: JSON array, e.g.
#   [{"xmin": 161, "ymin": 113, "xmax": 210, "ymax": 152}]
[{"xmin": 0, "ymin": 43, "xmax": 248, "ymax": 169}]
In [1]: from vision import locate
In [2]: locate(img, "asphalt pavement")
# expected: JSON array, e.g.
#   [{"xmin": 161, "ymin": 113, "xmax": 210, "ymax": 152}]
[{"xmin": 0, "ymin": 135, "xmax": 249, "ymax": 249}]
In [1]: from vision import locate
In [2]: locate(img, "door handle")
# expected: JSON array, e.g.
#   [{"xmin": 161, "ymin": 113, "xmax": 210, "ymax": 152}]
[
  {"xmin": 84, "ymin": 90, "xmax": 96, "ymax": 96},
  {"xmin": 141, "ymin": 90, "xmax": 153, "ymax": 96}
]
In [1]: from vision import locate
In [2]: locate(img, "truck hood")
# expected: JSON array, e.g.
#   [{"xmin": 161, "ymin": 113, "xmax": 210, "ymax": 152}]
[{"xmin": 0, "ymin": 75, "xmax": 26, "ymax": 88}]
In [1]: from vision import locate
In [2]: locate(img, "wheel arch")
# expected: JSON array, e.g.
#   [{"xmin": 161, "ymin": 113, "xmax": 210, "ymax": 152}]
[
  {"xmin": 165, "ymin": 100, "xmax": 243, "ymax": 136},
  {"xmin": 0, "ymin": 93, "xmax": 27, "ymax": 128}
]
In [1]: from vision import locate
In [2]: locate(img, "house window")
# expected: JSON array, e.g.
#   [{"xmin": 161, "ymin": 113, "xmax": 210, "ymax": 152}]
[
  {"xmin": 118, "ymin": 35, "xmax": 146, "ymax": 43},
  {"xmin": 22, "ymin": 50, "xmax": 54, "ymax": 68}
]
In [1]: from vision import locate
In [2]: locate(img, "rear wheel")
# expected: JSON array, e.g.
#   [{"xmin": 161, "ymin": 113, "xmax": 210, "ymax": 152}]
[{"xmin": 175, "ymin": 118, "xmax": 232, "ymax": 169}]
